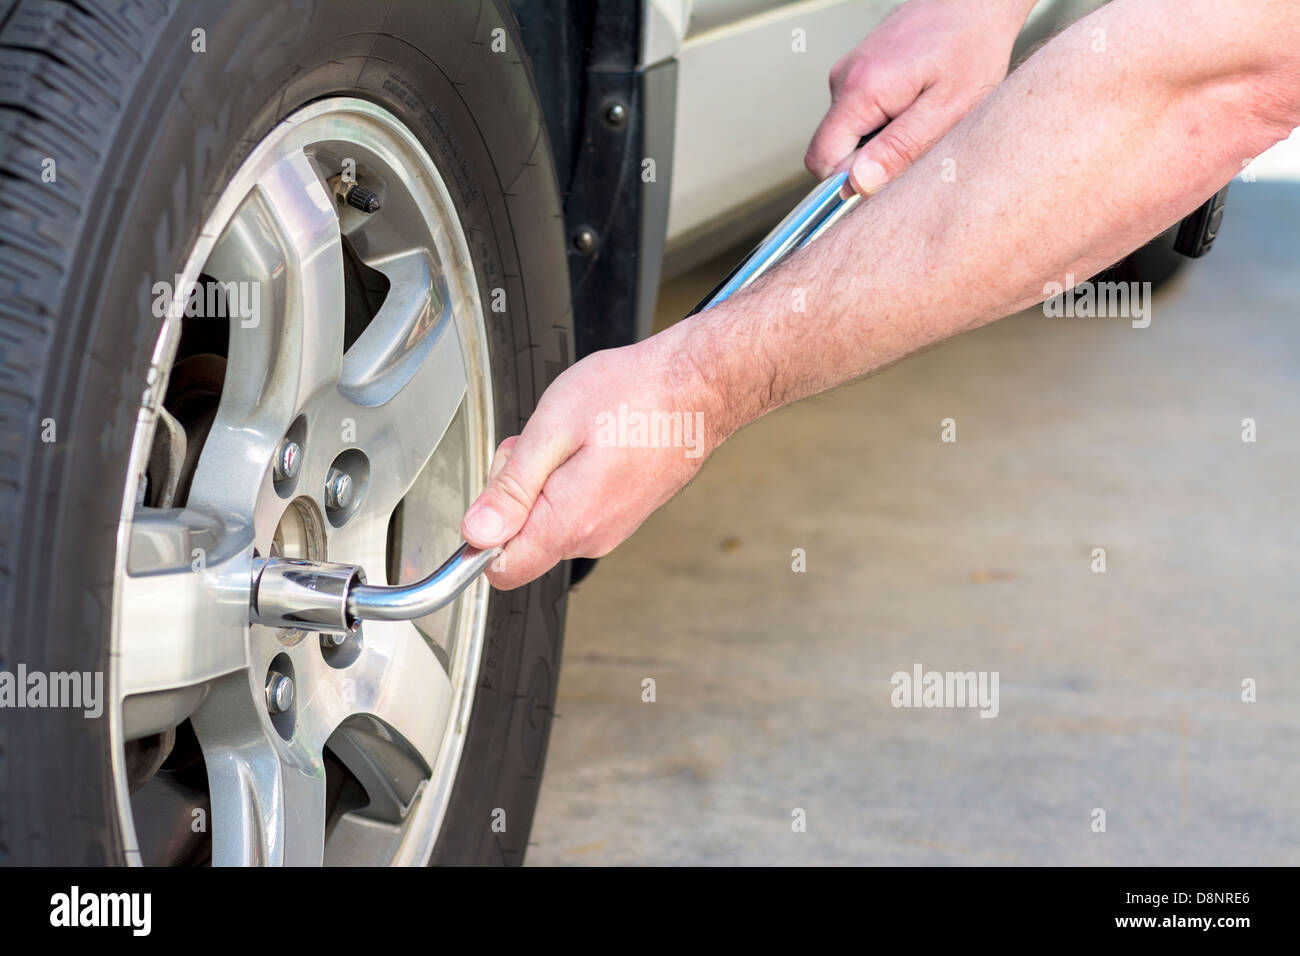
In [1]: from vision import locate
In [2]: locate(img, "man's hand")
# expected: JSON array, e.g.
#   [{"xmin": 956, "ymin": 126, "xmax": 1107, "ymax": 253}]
[
  {"xmin": 805, "ymin": 0, "xmax": 1036, "ymax": 194},
  {"xmin": 461, "ymin": 331, "xmax": 719, "ymax": 589}
]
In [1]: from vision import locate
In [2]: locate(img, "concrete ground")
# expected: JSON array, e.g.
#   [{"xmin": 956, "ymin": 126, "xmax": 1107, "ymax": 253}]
[{"xmin": 526, "ymin": 178, "xmax": 1300, "ymax": 866}]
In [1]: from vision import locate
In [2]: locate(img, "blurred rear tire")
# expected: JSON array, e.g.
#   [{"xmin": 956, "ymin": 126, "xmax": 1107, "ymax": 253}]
[{"xmin": 1105, "ymin": 224, "xmax": 1187, "ymax": 292}]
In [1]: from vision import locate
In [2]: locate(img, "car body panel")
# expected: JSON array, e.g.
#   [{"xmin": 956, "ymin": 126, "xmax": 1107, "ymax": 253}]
[{"xmin": 659, "ymin": 0, "xmax": 1104, "ymax": 272}]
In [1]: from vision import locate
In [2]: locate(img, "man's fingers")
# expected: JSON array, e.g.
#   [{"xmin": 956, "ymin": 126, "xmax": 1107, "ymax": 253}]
[
  {"xmin": 805, "ymin": 98, "xmax": 888, "ymax": 179},
  {"xmin": 482, "ymin": 488, "xmax": 569, "ymax": 590},
  {"xmin": 462, "ymin": 421, "xmax": 574, "ymax": 550},
  {"xmin": 848, "ymin": 92, "xmax": 947, "ymax": 194},
  {"xmin": 483, "ymin": 445, "xmax": 628, "ymax": 589}
]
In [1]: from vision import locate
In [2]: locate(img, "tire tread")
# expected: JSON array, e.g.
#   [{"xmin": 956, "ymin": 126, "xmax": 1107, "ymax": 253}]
[{"xmin": 0, "ymin": 0, "xmax": 165, "ymax": 865}]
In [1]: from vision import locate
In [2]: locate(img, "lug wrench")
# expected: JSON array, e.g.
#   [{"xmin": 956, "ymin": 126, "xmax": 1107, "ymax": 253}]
[
  {"xmin": 251, "ymin": 544, "xmax": 500, "ymax": 634},
  {"xmin": 249, "ymin": 135, "xmax": 877, "ymax": 631},
  {"xmin": 689, "ymin": 130, "xmax": 877, "ymax": 314}
]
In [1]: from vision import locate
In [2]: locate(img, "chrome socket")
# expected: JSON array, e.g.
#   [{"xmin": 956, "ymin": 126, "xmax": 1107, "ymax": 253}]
[{"xmin": 250, "ymin": 558, "xmax": 366, "ymax": 634}]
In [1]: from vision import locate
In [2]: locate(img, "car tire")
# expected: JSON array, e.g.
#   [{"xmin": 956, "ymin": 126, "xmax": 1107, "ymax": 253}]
[
  {"xmin": 1105, "ymin": 224, "xmax": 1188, "ymax": 292},
  {"xmin": 0, "ymin": 0, "xmax": 571, "ymax": 865}
]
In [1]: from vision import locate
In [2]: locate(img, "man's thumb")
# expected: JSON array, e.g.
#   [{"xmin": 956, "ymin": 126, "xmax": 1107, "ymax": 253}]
[{"xmin": 849, "ymin": 100, "xmax": 945, "ymax": 195}]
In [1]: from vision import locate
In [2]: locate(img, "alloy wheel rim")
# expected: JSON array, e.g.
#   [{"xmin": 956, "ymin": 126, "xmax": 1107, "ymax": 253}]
[{"xmin": 110, "ymin": 98, "xmax": 495, "ymax": 866}]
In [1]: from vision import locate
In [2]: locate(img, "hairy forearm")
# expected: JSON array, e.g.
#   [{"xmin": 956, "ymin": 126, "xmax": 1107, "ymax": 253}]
[{"xmin": 667, "ymin": 0, "xmax": 1300, "ymax": 443}]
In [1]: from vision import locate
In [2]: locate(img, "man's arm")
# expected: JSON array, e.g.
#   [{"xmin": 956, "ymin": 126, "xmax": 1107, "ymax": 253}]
[
  {"xmin": 682, "ymin": 0, "xmax": 1300, "ymax": 435},
  {"xmin": 464, "ymin": 0, "xmax": 1300, "ymax": 589}
]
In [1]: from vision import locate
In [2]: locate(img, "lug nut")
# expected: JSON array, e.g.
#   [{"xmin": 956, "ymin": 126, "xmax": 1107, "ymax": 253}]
[
  {"xmin": 343, "ymin": 183, "xmax": 381, "ymax": 213},
  {"xmin": 320, "ymin": 631, "xmax": 347, "ymax": 648},
  {"xmin": 572, "ymin": 228, "xmax": 597, "ymax": 254},
  {"xmin": 265, "ymin": 672, "xmax": 295, "ymax": 715},
  {"xmin": 605, "ymin": 102, "xmax": 628, "ymax": 128},
  {"xmin": 325, "ymin": 468, "xmax": 353, "ymax": 510},
  {"xmin": 273, "ymin": 439, "xmax": 302, "ymax": 481}
]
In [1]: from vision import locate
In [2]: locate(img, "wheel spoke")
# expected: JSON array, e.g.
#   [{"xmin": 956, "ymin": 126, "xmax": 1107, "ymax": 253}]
[
  {"xmin": 115, "ymin": 508, "xmax": 253, "ymax": 726},
  {"xmin": 339, "ymin": 248, "xmax": 449, "ymax": 399},
  {"xmin": 315, "ymin": 622, "xmax": 454, "ymax": 772},
  {"xmin": 340, "ymin": 249, "xmax": 469, "ymax": 520},
  {"xmin": 192, "ymin": 671, "xmax": 328, "ymax": 867},
  {"xmin": 187, "ymin": 149, "xmax": 346, "ymax": 519}
]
